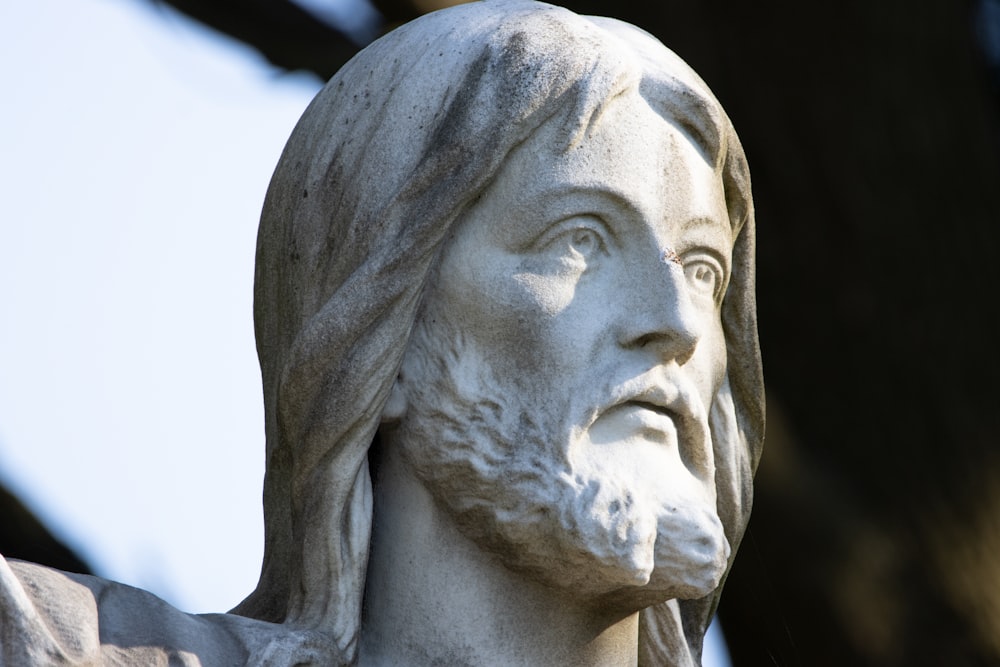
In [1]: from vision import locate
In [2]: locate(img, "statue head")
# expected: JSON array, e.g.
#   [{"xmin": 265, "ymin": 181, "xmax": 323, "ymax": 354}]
[{"xmin": 235, "ymin": 1, "xmax": 762, "ymax": 664}]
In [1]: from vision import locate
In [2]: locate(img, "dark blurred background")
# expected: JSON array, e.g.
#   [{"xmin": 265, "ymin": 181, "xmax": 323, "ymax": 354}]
[{"xmin": 4, "ymin": 1, "xmax": 998, "ymax": 664}]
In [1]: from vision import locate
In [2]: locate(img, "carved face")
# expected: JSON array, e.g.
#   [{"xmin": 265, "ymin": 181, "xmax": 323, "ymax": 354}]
[
  {"xmin": 391, "ymin": 89, "xmax": 734, "ymax": 604},
  {"xmin": 441, "ymin": 91, "xmax": 730, "ymax": 496}
]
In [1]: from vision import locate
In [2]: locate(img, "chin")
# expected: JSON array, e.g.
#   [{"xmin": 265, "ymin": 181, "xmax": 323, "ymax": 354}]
[{"xmin": 590, "ymin": 501, "xmax": 731, "ymax": 612}]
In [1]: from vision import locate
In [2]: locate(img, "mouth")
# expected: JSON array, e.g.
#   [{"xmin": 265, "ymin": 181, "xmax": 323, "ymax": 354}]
[
  {"xmin": 626, "ymin": 400, "xmax": 674, "ymax": 417},
  {"xmin": 590, "ymin": 377, "xmax": 713, "ymax": 478},
  {"xmin": 604, "ymin": 382, "xmax": 691, "ymax": 423},
  {"xmin": 599, "ymin": 399, "xmax": 679, "ymax": 441}
]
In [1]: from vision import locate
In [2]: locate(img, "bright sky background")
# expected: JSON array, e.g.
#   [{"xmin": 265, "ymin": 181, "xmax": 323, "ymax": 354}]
[
  {"xmin": 0, "ymin": 1, "xmax": 730, "ymax": 663},
  {"xmin": 0, "ymin": 0, "xmax": 321, "ymax": 613}
]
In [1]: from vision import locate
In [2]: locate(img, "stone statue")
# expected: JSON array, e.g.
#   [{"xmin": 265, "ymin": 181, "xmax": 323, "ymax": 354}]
[{"xmin": 0, "ymin": 1, "xmax": 763, "ymax": 665}]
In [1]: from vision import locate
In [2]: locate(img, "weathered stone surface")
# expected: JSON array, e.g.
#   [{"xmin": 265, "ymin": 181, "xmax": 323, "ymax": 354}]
[{"xmin": 0, "ymin": 2, "xmax": 762, "ymax": 664}]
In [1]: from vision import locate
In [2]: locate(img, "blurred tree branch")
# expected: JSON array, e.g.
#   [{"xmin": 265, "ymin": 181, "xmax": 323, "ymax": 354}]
[{"xmin": 148, "ymin": 0, "xmax": 363, "ymax": 79}]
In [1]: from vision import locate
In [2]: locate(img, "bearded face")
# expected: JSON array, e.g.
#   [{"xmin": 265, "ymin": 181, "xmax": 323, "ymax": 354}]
[
  {"xmin": 388, "ymin": 309, "xmax": 729, "ymax": 608},
  {"xmin": 380, "ymin": 90, "xmax": 734, "ymax": 609}
]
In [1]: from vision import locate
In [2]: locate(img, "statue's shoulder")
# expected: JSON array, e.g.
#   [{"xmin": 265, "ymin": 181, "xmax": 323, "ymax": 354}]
[
  {"xmin": 1, "ymin": 556, "xmax": 103, "ymax": 665},
  {"xmin": 0, "ymin": 556, "xmax": 342, "ymax": 666},
  {"xmin": 0, "ymin": 555, "xmax": 253, "ymax": 666}
]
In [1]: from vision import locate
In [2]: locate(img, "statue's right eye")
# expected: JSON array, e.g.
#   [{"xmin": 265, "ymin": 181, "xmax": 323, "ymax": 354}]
[
  {"xmin": 560, "ymin": 227, "xmax": 602, "ymax": 261},
  {"xmin": 534, "ymin": 217, "xmax": 609, "ymax": 267}
]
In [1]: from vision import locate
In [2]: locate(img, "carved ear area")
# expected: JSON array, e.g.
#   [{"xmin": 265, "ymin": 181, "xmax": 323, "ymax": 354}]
[{"xmin": 381, "ymin": 374, "xmax": 408, "ymax": 424}]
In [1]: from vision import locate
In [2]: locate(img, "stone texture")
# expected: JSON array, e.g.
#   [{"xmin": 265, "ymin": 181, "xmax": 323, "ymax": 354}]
[{"xmin": 0, "ymin": 2, "xmax": 762, "ymax": 664}]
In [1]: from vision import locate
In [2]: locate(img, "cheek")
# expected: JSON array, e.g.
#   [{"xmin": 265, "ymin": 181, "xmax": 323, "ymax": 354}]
[
  {"xmin": 438, "ymin": 254, "xmax": 552, "ymax": 355},
  {"xmin": 442, "ymin": 264, "xmax": 594, "ymax": 384},
  {"xmin": 692, "ymin": 315, "xmax": 727, "ymax": 403},
  {"xmin": 511, "ymin": 271, "xmax": 578, "ymax": 316}
]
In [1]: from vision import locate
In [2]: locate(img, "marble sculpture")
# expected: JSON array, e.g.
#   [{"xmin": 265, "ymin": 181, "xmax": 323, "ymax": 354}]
[{"xmin": 0, "ymin": 1, "xmax": 763, "ymax": 664}]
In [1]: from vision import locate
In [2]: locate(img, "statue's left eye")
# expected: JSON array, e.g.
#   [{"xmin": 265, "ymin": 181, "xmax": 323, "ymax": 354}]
[{"xmin": 683, "ymin": 257, "xmax": 723, "ymax": 301}]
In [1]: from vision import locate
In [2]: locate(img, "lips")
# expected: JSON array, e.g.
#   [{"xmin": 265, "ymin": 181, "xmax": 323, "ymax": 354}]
[
  {"xmin": 627, "ymin": 400, "xmax": 674, "ymax": 417},
  {"xmin": 609, "ymin": 400, "xmax": 677, "ymax": 432},
  {"xmin": 606, "ymin": 382, "xmax": 690, "ymax": 424}
]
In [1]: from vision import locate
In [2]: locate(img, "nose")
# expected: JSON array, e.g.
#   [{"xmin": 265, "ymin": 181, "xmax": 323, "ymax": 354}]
[{"xmin": 618, "ymin": 262, "xmax": 701, "ymax": 364}]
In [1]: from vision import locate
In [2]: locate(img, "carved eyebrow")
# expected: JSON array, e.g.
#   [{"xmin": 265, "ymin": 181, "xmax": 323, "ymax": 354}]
[
  {"xmin": 526, "ymin": 185, "xmax": 644, "ymax": 228},
  {"xmin": 515, "ymin": 186, "xmax": 731, "ymax": 254},
  {"xmin": 538, "ymin": 186, "xmax": 731, "ymax": 229},
  {"xmin": 679, "ymin": 215, "xmax": 730, "ymax": 234},
  {"xmin": 520, "ymin": 186, "xmax": 643, "ymax": 252}
]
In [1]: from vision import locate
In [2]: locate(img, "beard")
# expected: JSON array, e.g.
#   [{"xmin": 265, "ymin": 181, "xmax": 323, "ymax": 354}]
[{"xmin": 390, "ymin": 311, "xmax": 730, "ymax": 606}]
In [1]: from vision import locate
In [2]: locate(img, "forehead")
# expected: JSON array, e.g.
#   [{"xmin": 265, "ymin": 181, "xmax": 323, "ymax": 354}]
[{"xmin": 478, "ymin": 89, "xmax": 732, "ymax": 248}]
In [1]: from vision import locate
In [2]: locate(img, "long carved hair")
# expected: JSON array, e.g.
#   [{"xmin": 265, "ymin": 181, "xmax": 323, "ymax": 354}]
[{"xmin": 234, "ymin": 2, "xmax": 763, "ymax": 664}]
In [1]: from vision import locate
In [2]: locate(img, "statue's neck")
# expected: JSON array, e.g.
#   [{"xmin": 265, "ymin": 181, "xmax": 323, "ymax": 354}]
[{"xmin": 359, "ymin": 446, "xmax": 639, "ymax": 667}]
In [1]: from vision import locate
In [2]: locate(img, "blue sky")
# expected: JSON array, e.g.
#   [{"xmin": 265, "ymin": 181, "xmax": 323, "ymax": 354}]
[{"xmin": 0, "ymin": 0, "xmax": 320, "ymax": 612}]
